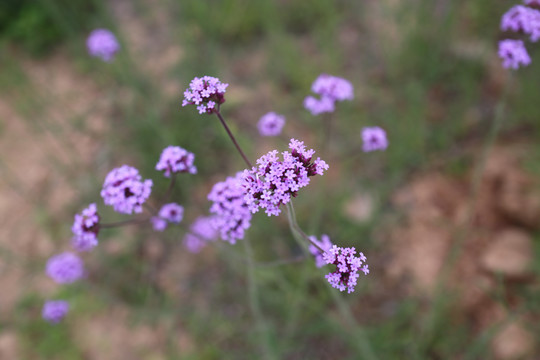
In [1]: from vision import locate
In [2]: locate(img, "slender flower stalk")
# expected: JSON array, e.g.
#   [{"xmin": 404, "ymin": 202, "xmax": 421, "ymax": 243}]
[{"xmin": 215, "ymin": 111, "xmax": 253, "ymax": 168}]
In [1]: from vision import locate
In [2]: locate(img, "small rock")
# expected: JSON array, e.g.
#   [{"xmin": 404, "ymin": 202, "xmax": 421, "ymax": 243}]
[{"xmin": 480, "ymin": 229, "xmax": 532, "ymax": 277}]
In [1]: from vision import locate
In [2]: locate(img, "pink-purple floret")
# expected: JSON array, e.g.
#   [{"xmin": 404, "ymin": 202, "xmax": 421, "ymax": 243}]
[
  {"xmin": 309, "ymin": 234, "xmax": 334, "ymax": 268},
  {"xmin": 498, "ymin": 39, "xmax": 532, "ymax": 69},
  {"xmin": 242, "ymin": 139, "xmax": 328, "ymax": 216}
]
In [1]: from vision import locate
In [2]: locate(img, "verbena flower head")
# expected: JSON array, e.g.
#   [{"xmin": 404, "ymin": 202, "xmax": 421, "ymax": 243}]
[
  {"xmin": 501, "ymin": 5, "xmax": 540, "ymax": 41},
  {"xmin": 208, "ymin": 172, "xmax": 252, "ymax": 244},
  {"xmin": 86, "ymin": 29, "xmax": 120, "ymax": 62},
  {"xmin": 156, "ymin": 146, "xmax": 197, "ymax": 177},
  {"xmin": 183, "ymin": 233, "xmax": 207, "ymax": 253},
  {"xmin": 242, "ymin": 139, "xmax": 329, "ymax": 216},
  {"xmin": 323, "ymin": 245, "xmax": 369, "ymax": 293},
  {"xmin": 71, "ymin": 203, "xmax": 100, "ymax": 252},
  {"xmin": 303, "ymin": 95, "xmax": 335, "ymax": 115},
  {"xmin": 498, "ymin": 39, "xmax": 532, "ymax": 69},
  {"xmin": 46, "ymin": 252, "xmax": 84, "ymax": 284},
  {"xmin": 257, "ymin": 112, "xmax": 286, "ymax": 136},
  {"xmin": 190, "ymin": 216, "xmax": 218, "ymax": 241},
  {"xmin": 182, "ymin": 76, "xmax": 229, "ymax": 114},
  {"xmin": 304, "ymin": 74, "xmax": 353, "ymax": 115},
  {"xmin": 159, "ymin": 203, "xmax": 184, "ymax": 223},
  {"xmin": 151, "ymin": 216, "xmax": 168, "ymax": 232},
  {"xmin": 42, "ymin": 300, "xmax": 69, "ymax": 324},
  {"xmin": 309, "ymin": 234, "xmax": 334, "ymax": 268},
  {"xmin": 362, "ymin": 126, "xmax": 389, "ymax": 152},
  {"xmin": 101, "ymin": 165, "xmax": 153, "ymax": 215},
  {"xmin": 183, "ymin": 216, "xmax": 218, "ymax": 253},
  {"xmin": 311, "ymin": 74, "xmax": 354, "ymax": 102}
]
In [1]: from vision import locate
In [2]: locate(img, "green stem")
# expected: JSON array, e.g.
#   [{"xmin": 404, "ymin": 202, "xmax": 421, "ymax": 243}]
[
  {"xmin": 284, "ymin": 202, "xmax": 378, "ymax": 360},
  {"xmin": 243, "ymin": 237, "xmax": 275, "ymax": 360},
  {"xmin": 215, "ymin": 111, "xmax": 253, "ymax": 168}
]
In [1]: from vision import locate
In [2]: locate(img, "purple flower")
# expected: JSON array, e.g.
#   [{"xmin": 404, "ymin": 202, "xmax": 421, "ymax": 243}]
[
  {"xmin": 158, "ymin": 203, "xmax": 184, "ymax": 223},
  {"xmin": 46, "ymin": 252, "xmax": 84, "ymax": 284},
  {"xmin": 309, "ymin": 234, "xmax": 334, "ymax": 268},
  {"xmin": 323, "ymin": 245, "xmax": 369, "ymax": 293},
  {"xmin": 361, "ymin": 127, "xmax": 388, "ymax": 152},
  {"xmin": 86, "ymin": 29, "xmax": 120, "ymax": 62},
  {"xmin": 183, "ymin": 233, "xmax": 207, "ymax": 253},
  {"xmin": 303, "ymin": 95, "xmax": 335, "ymax": 115},
  {"xmin": 101, "ymin": 165, "xmax": 153, "ymax": 215},
  {"xmin": 501, "ymin": 5, "xmax": 540, "ymax": 42},
  {"xmin": 182, "ymin": 216, "xmax": 218, "ymax": 253},
  {"xmin": 257, "ymin": 112, "xmax": 286, "ymax": 136},
  {"xmin": 208, "ymin": 172, "xmax": 252, "ymax": 244},
  {"xmin": 182, "ymin": 76, "xmax": 229, "ymax": 114},
  {"xmin": 311, "ymin": 74, "xmax": 354, "ymax": 102},
  {"xmin": 42, "ymin": 300, "xmax": 69, "ymax": 324},
  {"xmin": 71, "ymin": 203, "xmax": 100, "ymax": 252},
  {"xmin": 304, "ymin": 74, "xmax": 353, "ymax": 115},
  {"xmin": 525, "ymin": 0, "xmax": 540, "ymax": 8},
  {"xmin": 151, "ymin": 216, "xmax": 168, "ymax": 232},
  {"xmin": 190, "ymin": 216, "xmax": 218, "ymax": 241},
  {"xmin": 498, "ymin": 39, "xmax": 532, "ymax": 69},
  {"xmin": 242, "ymin": 139, "xmax": 329, "ymax": 216},
  {"xmin": 156, "ymin": 146, "xmax": 197, "ymax": 177}
]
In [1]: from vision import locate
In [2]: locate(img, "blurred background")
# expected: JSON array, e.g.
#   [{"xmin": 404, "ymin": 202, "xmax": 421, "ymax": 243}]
[{"xmin": 1, "ymin": 0, "xmax": 540, "ymax": 359}]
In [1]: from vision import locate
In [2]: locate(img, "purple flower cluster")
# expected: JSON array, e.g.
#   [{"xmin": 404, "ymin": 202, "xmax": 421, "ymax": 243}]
[
  {"xmin": 182, "ymin": 76, "xmax": 229, "ymax": 114},
  {"xmin": 86, "ymin": 29, "xmax": 120, "ymax": 62},
  {"xmin": 257, "ymin": 112, "xmax": 286, "ymax": 136},
  {"xmin": 156, "ymin": 146, "xmax": 197, "ymax": 177},
  {"xmin": 498, "ymin": 40, "xmax": 532, "ymax": 69},
  {"xmin": 323, "ymin": 245, "xmax": 369, "ymax": 293},
  {"xmin": 309, "ymin": 234, "xmax": 334, "ymax": 268},
  {"xmin": 361, "ymin": 127, "xmax": 388, "ymax": 152},
  {"xmin": 101, "ymin": 165, "xmax": 153, "ymax": 215},
  {"xmin": 71, "ymin": 203, "xmax": 100, "ymax": 252},
  {"xmin": 304, "ymin": 74, "xmax": 353, "ymax": 115},
  {"xmin": 42, "ymin": 300, "xmax": 69, "ymax": 324},
  {"xmin": 242, "ymin": 139, "xmax": 329, "ymax": 216},
  {"xmin": 499, "ymin": 1, "xmax": 540, "ymax": 69},
  {"xmin": 151, "ymin": 203, "xmax": 184, "ymax": 231},
  {"xmin": 46, "ymin": 252, "xmax": 84, "ymax": 284},
  {"xmin": 183, "ymin": 216, "xmax": 218, "ymax": 253},
  {"xmin": 208, "ymin": 172, "xmax": 252, "ymax": 244}
]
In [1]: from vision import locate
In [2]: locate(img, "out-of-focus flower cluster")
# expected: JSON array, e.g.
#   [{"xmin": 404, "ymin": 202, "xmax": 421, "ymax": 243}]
[
  {"xmin": 156, "ymin": 146, "xmax": 197, "ymax": 177},
  {"xmin": 86, "ymin": 29, "xmax": 120, "ymax": 62},
  {"xmin": 208, "ymin": 172, "xmax": 252, "ymax": 244},
  {"xmin": 183, "ymin": 216, "xmax": 218, "ymax": 253},
  {"xmin": 242, "ymin": 139, "xmax": 328, "ymax": 216},
  {"xmin": 71, "ymin": 203, "xmax": 100, "ymax": 252},
  {"xmin": 309, "ymin": 234, "xmax": 334, "ymax": 268},
  {"xmin": 151, "ymin": 203, "xmax": 184, "ymax": 232},
  {"xmin": 46, "ymin": 252, "xmax": 85, "ymax": 284},
  {"xmin": 42, "ymin": 300, "xmax": 69, "ymax": 324},
  {"xmin": 361, "ymin": 127, "xmax": 388, "ymax": 152},
  {"xmin": 499, "ymin": 1, "xmax": 540, "ymax": 69},
  {"xmin": 304, "ymin": 74, "xmax": 353, "ymax": 115},
  {"xmin": 257, "ymin": 112, "xmax": 286, "ymax": 137},
  {"xmin": 182, "ymin": 76, "xmax": 229, "ymax": 114}
]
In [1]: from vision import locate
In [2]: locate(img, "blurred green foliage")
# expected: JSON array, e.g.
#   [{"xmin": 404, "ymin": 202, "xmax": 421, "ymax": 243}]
[{"xmin": 0, "ymin": 0, "xmax": 97, "ymax": 55}]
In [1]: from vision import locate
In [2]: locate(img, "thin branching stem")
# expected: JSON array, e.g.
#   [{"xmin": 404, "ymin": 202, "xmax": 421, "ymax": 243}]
[{"xmin": 215, "ymin": 111, "xmax": 253, "ymax": 168}]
